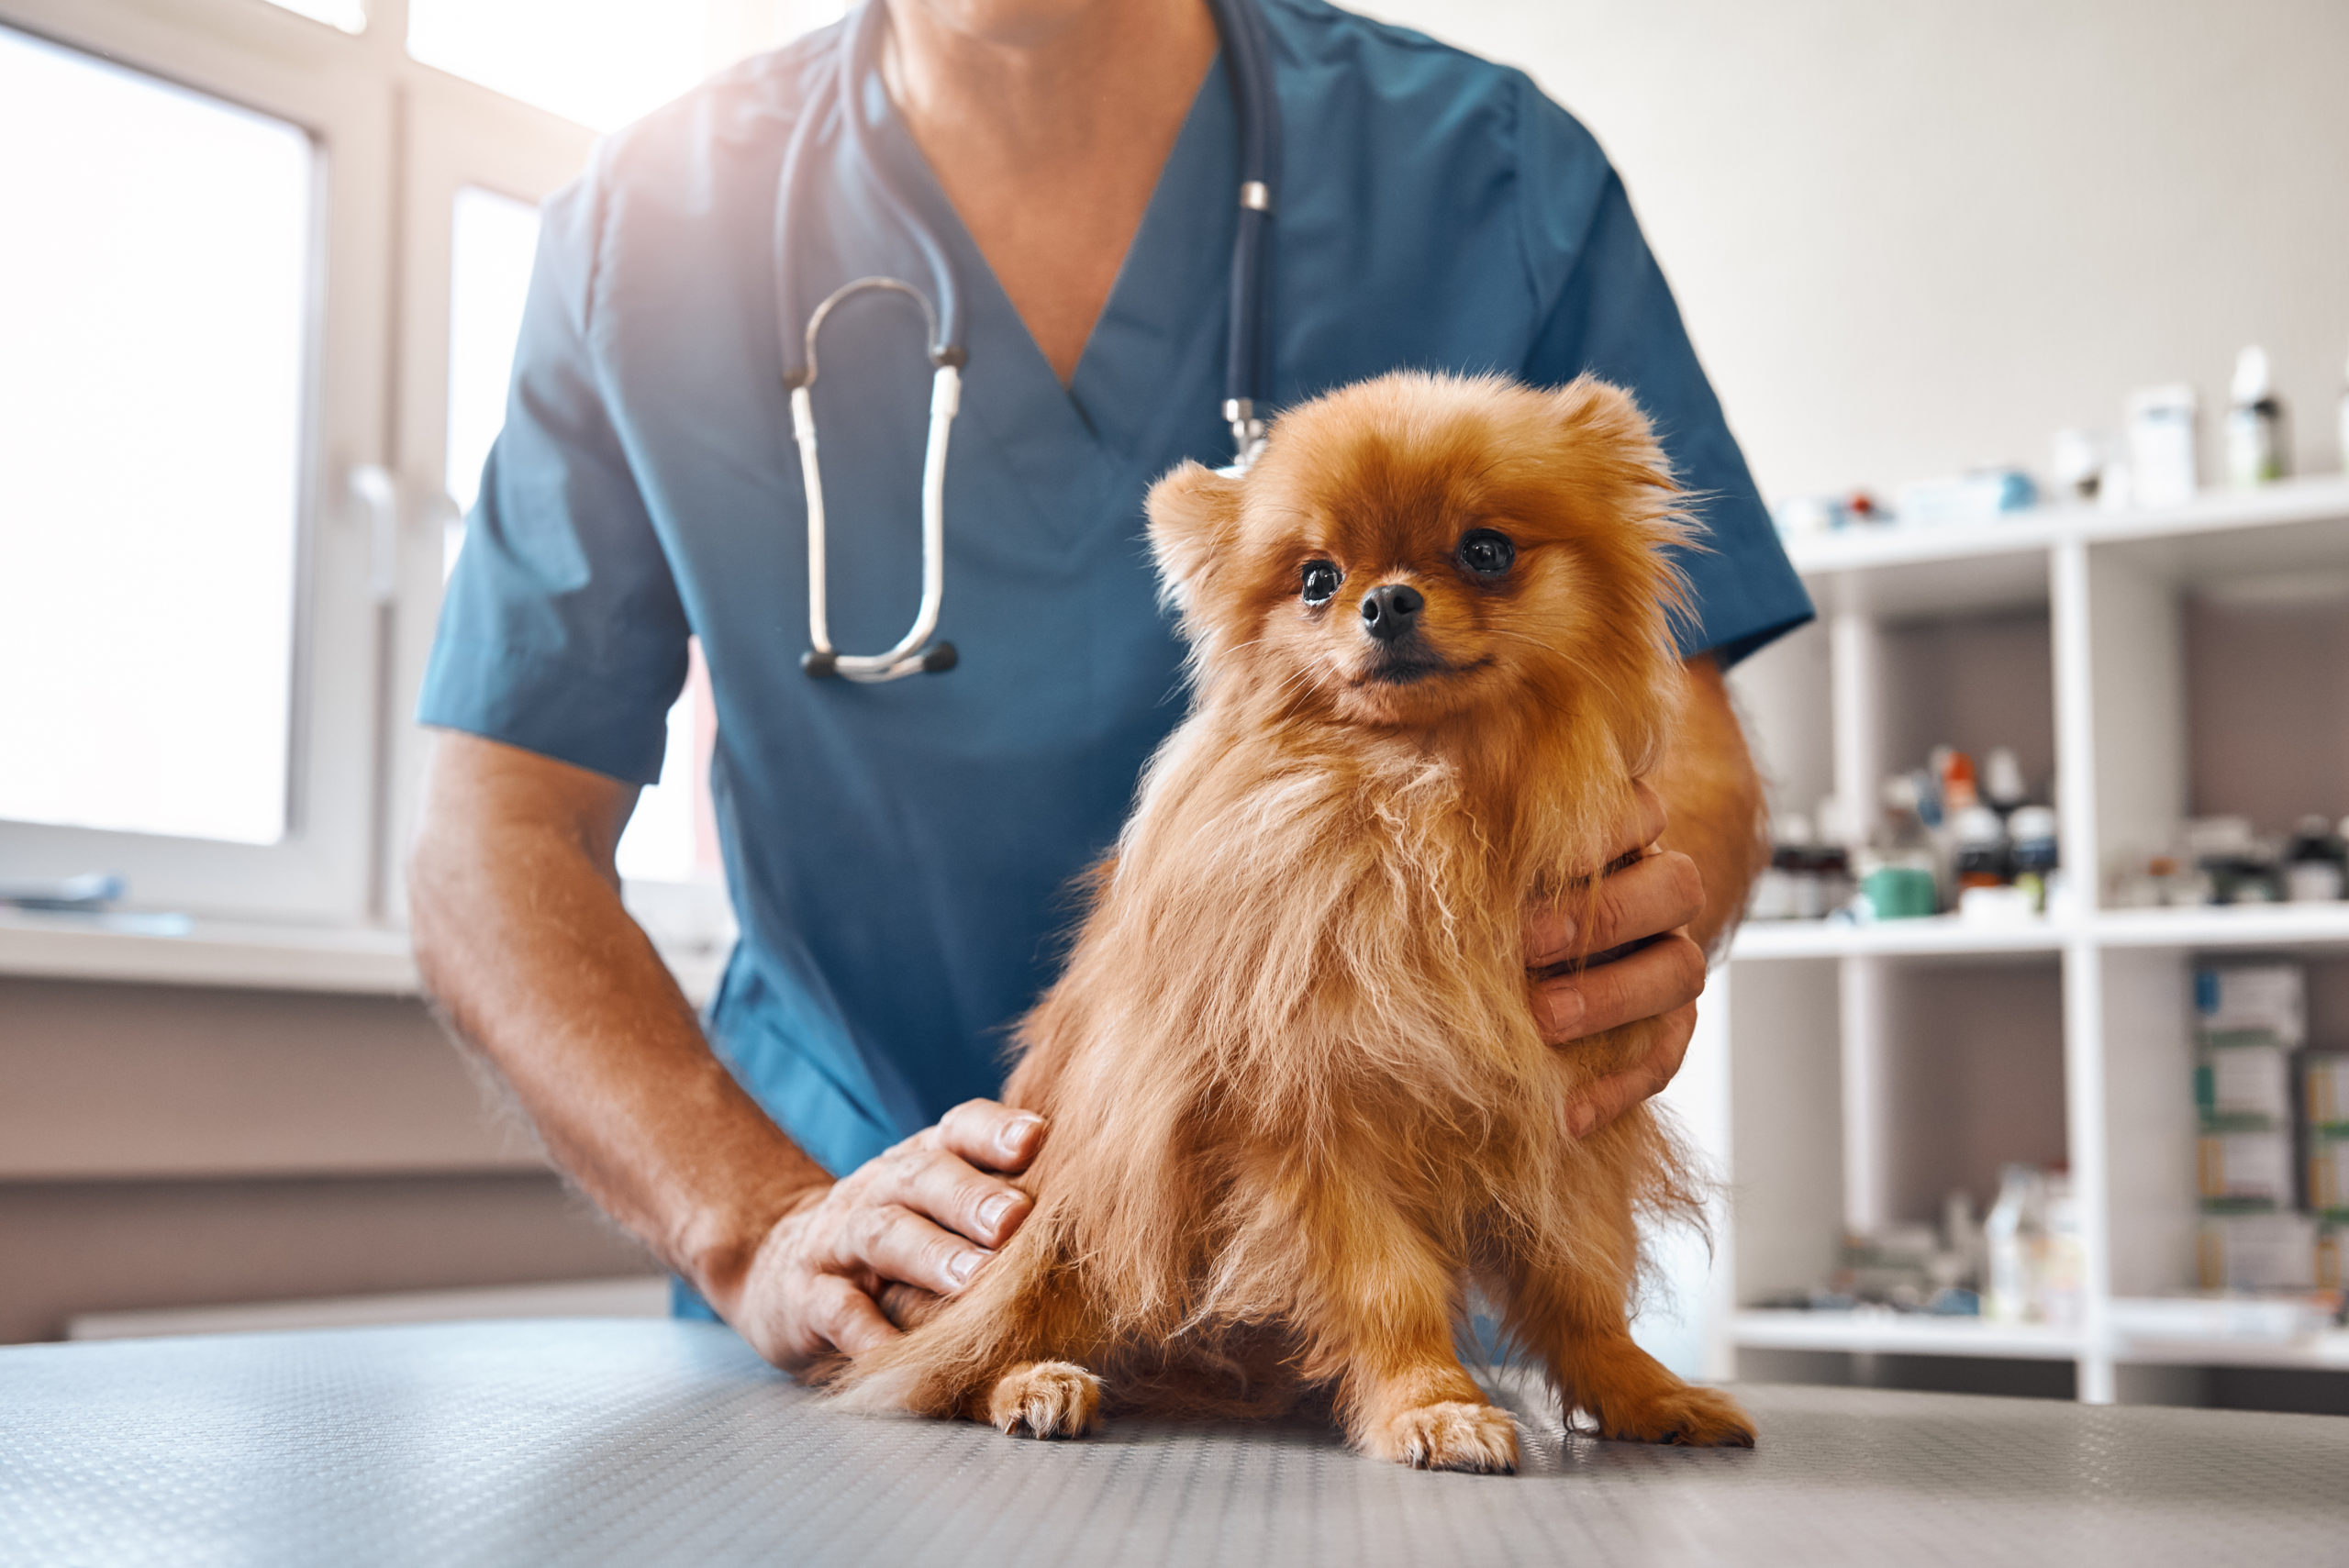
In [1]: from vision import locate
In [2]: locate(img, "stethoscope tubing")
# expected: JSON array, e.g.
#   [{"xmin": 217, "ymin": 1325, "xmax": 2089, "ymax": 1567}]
[{"xmin": 782, "ymin": 0, "xmax": 1277, "ymax": 681}]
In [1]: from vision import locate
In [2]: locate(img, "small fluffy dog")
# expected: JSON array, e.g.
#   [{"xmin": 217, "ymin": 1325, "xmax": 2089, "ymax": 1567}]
[{"xmin": 829, "ymin": 371, "xmax": 1756, "ymax": 1470}]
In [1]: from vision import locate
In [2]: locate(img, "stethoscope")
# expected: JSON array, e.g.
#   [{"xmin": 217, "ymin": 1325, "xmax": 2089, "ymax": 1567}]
[{"xmin": 781, "ymin": 0, "xmax": 1281, "ymax": 682}]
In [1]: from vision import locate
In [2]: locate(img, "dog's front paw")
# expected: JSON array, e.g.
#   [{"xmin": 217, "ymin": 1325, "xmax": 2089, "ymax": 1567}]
[
  {"xmin": 986, "ymin": 1361, "xmax": 1102, "ymax": 1440},
  {"xmin": 1368, "ymin": 1401, "xmax": 1520, "ymax": 1473},
  {"xmin": 1590, "ymin": 1383, "xmax": 1755, "ymax": 1448}
]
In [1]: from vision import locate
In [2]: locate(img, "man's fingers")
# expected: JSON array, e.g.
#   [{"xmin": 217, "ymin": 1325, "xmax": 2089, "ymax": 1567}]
[
  {"xmin": 1564, "ymin": 1003, "xmax": 1698, "ymax": 1139},
  {"xmin": 1526, "ymin": 851, "xmax": 1703, "ymax": 970},
  {"xmin": 880, "ymin": 1144, "xmax": 1032, "ymax": 1249},
  {"xmin": 934, "ymin": 1097, "xmax": 1048, "ymax": 1174},
  {"xmin": 1522, "ymin": 784, "xmax": 1679, "ymax": 968},
  {"xmin": 1534, "ymin": 931, "xmax": 1705, "ymax": 1043},
  {"xmin": 1586, "ymin": 851, "xmax": 1703, "ymax": 955},
  {"xmin": 852, "ymin": 1201, "xmax": 995, "ymax": 1297},
  {"xmin": 808, "ymin": 1273, "xmax": 900, "ymax": 1357}
]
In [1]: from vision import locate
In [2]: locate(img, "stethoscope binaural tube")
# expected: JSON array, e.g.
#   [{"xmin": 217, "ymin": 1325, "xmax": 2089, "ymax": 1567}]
[
  {"xmin": 790, "ymin": 279, "xmax": 964, "ymax": 682},
  {"xmin": 781, "ymin": 0, "xmax": 1279, "ymax": 681}
]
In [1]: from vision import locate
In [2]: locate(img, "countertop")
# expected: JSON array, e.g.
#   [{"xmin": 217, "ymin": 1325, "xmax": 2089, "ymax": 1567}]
[{"xmin": 3, "ymin": 1319, "xmax": 2344, "ymax": 1565}]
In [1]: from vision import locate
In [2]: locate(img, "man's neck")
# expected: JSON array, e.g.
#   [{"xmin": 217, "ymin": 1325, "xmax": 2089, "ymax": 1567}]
[{"xmin": 881, "ymin": 0, "xmax": 1219, "ymax": 385}]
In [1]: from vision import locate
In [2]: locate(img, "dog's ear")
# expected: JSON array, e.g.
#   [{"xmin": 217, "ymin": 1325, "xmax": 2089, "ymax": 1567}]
[
  {"xmin": 1548, "ymin": 375, "xmax": 1660, "ymax": 464},
  {"xmin": 1144, "ymin": 461, "xmax": 1244, "ymax": 608}
]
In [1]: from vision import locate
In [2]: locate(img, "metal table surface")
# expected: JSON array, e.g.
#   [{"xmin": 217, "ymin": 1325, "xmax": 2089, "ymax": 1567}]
[{"xmin": 4, "ymin": 1319, "xmax": 2345, "ymax": 1566}]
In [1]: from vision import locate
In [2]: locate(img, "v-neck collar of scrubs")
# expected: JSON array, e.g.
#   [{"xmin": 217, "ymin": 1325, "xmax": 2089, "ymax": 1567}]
[{"xmin": 849, "ymin": 50, "xmax": 1242, "ymax": 506}]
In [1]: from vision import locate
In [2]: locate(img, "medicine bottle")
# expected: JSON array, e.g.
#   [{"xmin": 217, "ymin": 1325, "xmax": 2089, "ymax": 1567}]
[{"xmin": 2226, "ymin": 346, "xmax": 2287, "ymax": 489}]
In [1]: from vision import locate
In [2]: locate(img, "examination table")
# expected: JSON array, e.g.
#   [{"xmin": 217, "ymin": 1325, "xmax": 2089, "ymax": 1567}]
[{"xmin": 3, "ymin": 1319, "xmax": 2343, "ymax": 1564}]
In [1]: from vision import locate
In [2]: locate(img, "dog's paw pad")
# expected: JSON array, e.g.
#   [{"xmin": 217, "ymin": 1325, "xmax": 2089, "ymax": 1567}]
[
  {"xmin": 987, "ymin": 1361, "xmax": 1101, "ymax": 1440},
  {"xmin": 1597, "ymin": 1385, "xmax": 1755, "ymax": 1449},
  {"xmin": 1376, "ymin": 1401, "xmax": 1519, "ymax": 1473}
]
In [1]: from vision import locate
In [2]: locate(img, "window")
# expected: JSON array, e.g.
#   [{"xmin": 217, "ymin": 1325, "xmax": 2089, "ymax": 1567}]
[
  {"xmin": 4, "ymin": 0, "xmax": 829, "ymax": 933},
  {"xmin": 444, "ymin": 184, "xmax": 540, "ymax": 569},
  {"xmin": 407, "ymin": 0, "xmax": 845, "ymax": 132},
  {"xmin": 0, "ymin": 28, "xmax": 312, "ymax": 846}
]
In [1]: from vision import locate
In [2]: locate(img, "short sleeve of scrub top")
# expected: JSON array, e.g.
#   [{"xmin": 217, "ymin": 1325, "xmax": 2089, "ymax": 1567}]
[
  {"xmin": 417, "ymin": 1, "xmax": 1815, "ymax": 1258},
  {"xmin": 424, "ymin": 161, "xmax": 691, "ymax": 787}
]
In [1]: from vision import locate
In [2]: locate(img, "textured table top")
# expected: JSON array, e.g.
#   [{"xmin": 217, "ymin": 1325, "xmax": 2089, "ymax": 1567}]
[{"xmin": 3, "ymin": 1319, "xmax": 2345, "ymax": 1566}]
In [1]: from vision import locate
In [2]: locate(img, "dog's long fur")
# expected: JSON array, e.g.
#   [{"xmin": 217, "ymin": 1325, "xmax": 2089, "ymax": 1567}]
[{"xmin": 826, "ymin": 371, "xmax": 1755, "ymax": 1468}]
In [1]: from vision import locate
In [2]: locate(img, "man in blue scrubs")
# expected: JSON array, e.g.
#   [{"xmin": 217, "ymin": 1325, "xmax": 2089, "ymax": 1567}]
[{"xmin": 411, "ymin": 0, "xmax": 1811, "ymax": 1372}]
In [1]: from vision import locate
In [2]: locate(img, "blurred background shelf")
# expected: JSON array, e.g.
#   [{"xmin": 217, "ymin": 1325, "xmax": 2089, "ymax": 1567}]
[
  {"xmin": 1703, "ymin": 473, "xmax": 2349, "ymax": 1413},
  {"xmin": 1731, "ymin": 916, "xmax": 2071, "ymax": 962},
  {"xmin": 1730, "ymin": 1309, "xmax": 2084, "ymax": 1362},
  {"xmin": 1734, "ymin": 904, "xmax": 2349, "ymax": 960},
  {"xmin": 2092, "ymin": 904, "xmax": 2349, "ymax": 951},
  {"xmin": 1731, "ymin": 1307, "xmax": 2349, "ymax": 1372},
  {"xmin": 1785, "ymin": 475, "xmax": 2349, "ymax": 576}
]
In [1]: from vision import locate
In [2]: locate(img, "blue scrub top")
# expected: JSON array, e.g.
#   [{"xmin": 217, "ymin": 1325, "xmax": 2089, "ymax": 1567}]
[{"xmin": 419, "ymin": 0, "xmax": 1811, "ymax": 1219}]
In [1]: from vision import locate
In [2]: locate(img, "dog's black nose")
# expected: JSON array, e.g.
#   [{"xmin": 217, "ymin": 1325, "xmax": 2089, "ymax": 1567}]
[{"xmin": 1360, "ymin": 583, "xmax": 1425, "ymax": 642}]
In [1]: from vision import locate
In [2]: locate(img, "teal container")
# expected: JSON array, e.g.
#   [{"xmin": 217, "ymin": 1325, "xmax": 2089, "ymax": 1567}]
[{"xmin": 1863, "ymin": 865, "xmax": 1939, "ymax": 920}]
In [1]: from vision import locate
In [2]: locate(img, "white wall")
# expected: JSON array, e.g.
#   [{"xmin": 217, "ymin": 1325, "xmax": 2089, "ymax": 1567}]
[{"xmin": 1353, "ymin": 0, "xmax": 2349, "ymax": 502}]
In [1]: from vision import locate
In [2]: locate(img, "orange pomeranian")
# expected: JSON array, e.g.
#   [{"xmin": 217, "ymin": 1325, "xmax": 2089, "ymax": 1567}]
[{"xmin": 824, "ymin": 370, "xmax": 1756, "ymax": 1471}]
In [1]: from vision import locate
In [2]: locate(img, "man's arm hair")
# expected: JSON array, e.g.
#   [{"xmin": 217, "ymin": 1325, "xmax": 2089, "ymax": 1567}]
[{"xmin": 407, "ymin": 732, "xmax": 826, "ymax": 1314}]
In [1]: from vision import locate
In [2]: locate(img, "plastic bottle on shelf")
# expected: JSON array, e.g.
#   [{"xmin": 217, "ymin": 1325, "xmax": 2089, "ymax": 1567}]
[
  {"xmin": 1985, "ymin": 1164, "xmax": 2047, "ymax": 1323},
  {"xmin": 2040, "ymin": 1171, "xmax": 2085, "ymax": 1329},
  {"xmin": 1943, "ymin": 1187, "xmax": 1987, "ymax": 1295},
  {"xmin": 2225, "ymin": 345, "xmax": 2288, "ymax": 489},
  {"xmin": 1860, "ymin": 776, "xmax": 1941, "ymax": 920},
  {"xmin": 2008, "ymin": 806, "xmax": 2061, "ymax": 915},
  {"xmin": 1751, "ymin": 814, "xmax": 1817, "ymax": 922},
  {"xmin": 1952, "ymin": 806, "xmax": 2011, "ymax": 890},
  {"xmin": 1982, "ymin": 747, "xmax": 2029, "ymax": 817},
  {"xmin": 2184, "ymin": 816, "xmax": 2281, "ymax": 905},
  {"xmin": 2126, "ymin": 384, "xmax": 2200, "ymax": 507},
  {"xmin": 2283, "ymin": 815, "xmax": 2347, "ymax": 903}
]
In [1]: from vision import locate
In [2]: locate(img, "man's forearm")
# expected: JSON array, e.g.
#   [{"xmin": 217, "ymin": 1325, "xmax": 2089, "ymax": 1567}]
[
  {"xmin": 408, "ymin": 738, "xmax": 823, "ymax": 1313},
  {"xmin": 1653, "ymin": 655, "xmax": 1769, "ymax": 958}
]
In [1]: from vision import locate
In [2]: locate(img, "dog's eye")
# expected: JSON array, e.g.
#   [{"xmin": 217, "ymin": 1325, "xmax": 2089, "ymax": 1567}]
[
  {"xmin": 1456, "ymin": 529, "xmax": 1517, "ymax": 578},
  {"xmin": 1300, "ymin": 560, "xmax": 1342, "ymax": 606}
]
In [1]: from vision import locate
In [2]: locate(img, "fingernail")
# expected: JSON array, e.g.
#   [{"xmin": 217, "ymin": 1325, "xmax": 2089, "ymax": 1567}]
[
  {"xmin": 1567, "ymin": 1106, "xmax": 1598, "ymax": 1139},
  {"xmin": 948, "ymin": 1250, "xmax": 986, "ymax": 1286},
  {"xmin": 1544, "ymin": 989, "xmax": 1585, "ymax": 1035},
  {"xmin": 979, "ymin": 1193, "xmax": 1018, "ymax": 1234},
  {"xmin": 999, "ymin": 1114, "xmax": 1043, "ymax": 1156}
]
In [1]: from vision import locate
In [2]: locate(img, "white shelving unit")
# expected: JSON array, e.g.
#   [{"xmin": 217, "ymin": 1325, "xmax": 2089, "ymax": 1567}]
[{"xmin": 1709, "ymin": 474, "xmax": 2349, "ymax": 1406}]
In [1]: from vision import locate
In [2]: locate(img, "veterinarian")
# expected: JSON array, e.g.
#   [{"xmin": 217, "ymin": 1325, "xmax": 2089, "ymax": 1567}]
[{"xmin": 409, "ymin": 0, "xmax": 1813, "ymax": 1372}]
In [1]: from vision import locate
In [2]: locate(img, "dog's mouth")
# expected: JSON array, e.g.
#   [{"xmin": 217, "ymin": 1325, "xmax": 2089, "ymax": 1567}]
[{"xmin": 1354, "ymin": 651, "xmax": 1492, "ymax": 687}]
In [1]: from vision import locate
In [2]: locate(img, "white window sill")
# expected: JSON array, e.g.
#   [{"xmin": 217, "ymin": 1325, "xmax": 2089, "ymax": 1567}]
[{"xmin": 0, "ymin": 908, "xmax": 729, "ymax": 1006}]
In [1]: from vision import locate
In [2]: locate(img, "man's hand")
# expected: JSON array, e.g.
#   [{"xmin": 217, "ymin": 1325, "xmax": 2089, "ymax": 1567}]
[
  {"xmin": 1525, "ymin": 779, "xmax": 1707, "ymax": 1140},
  {"xmin": 725, "ymin": 1099, "xmax": 1047, "ymax": 1373}
]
